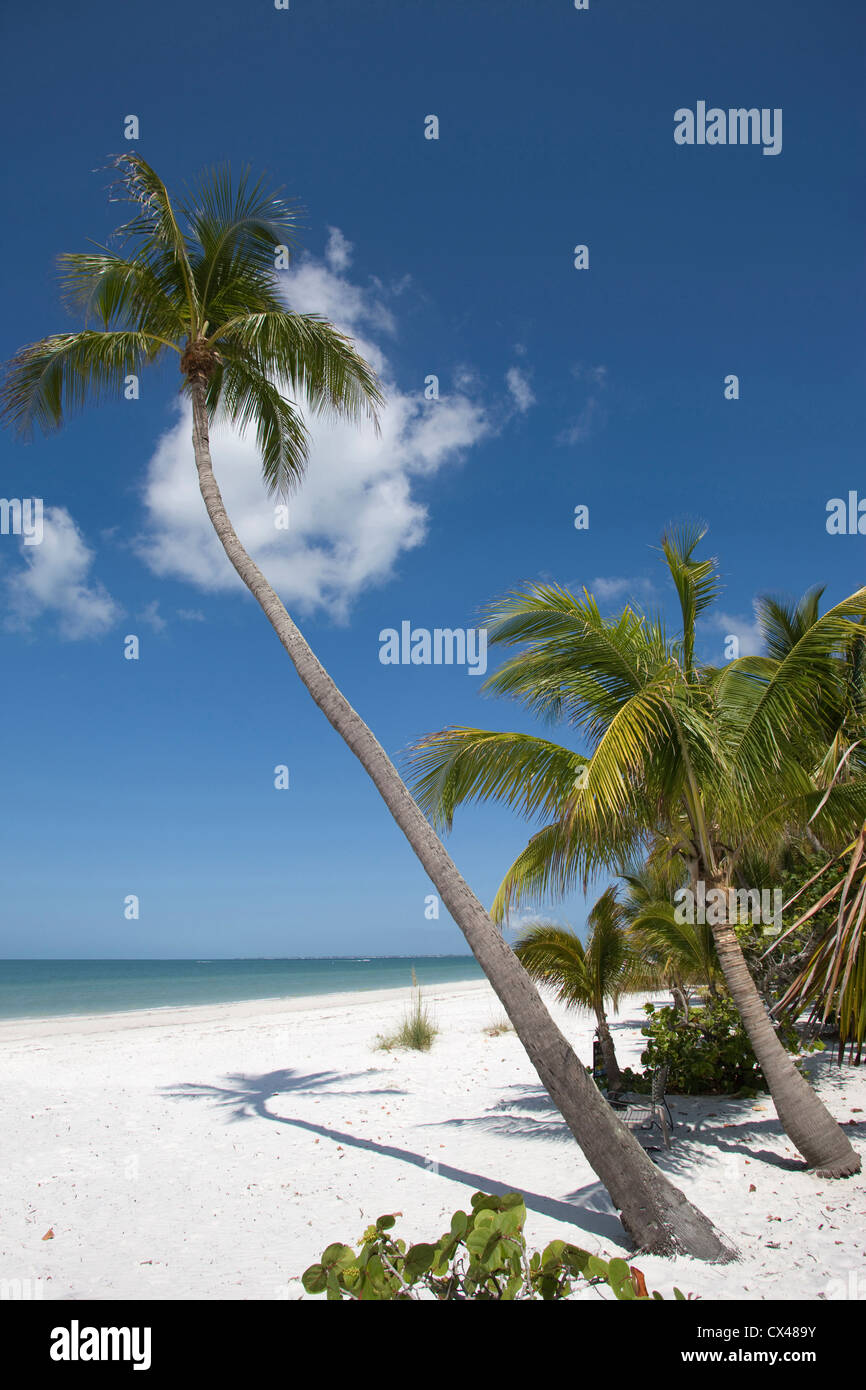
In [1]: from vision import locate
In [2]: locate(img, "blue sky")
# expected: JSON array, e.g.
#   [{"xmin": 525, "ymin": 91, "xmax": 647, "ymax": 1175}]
[{"xmin": 1, "ymin": 0, "xmax": 864, "ymax": 957}]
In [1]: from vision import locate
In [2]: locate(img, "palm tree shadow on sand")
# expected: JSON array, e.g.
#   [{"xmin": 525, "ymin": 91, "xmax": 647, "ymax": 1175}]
[
  {"xmin": 163, "ymin": 1067, "xmax": 628, "ymax": 1247},
  {"xmin": 427, "ymin": 1082, "xmax": 864, "ymax": 1176}
]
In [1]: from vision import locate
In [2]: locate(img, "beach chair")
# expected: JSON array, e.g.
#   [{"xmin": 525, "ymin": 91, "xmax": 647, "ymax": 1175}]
[{"xmin": 608, "ymin": 1066, "xmax": 673, "ymax": 1148}]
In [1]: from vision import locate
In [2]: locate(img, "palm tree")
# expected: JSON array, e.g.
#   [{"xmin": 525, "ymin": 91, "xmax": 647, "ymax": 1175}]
[
  {"xmin": 620, "ymin": 859, "xmax": 722, "ymax": 1017},
  {"xmin": 0, "ymin": 155, "xmax": 731, "ymax": 1259},
  {"xmin": 514, "ymin": 885, "xmax": 645, "ymax": 1089},
  {"xmin": 411, "ymin": 526, "xmax": 865, "ymax": 1177}
]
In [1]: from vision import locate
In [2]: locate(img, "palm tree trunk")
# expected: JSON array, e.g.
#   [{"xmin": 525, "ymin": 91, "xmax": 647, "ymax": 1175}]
[
  {"xmin": 706, "ymin": 874, "xmax": 860, "ymax": 1178},
  {"xmin": 187, "ymin": 380, "xmax": 734, "ymax": 1260},
  {"xmin": 594, "ymin": 1011, "xmax": 623, "ymax": 1091},
  {"xmin": 671, "ymin": 983, "xmax": 690, "ymax": 1021}
]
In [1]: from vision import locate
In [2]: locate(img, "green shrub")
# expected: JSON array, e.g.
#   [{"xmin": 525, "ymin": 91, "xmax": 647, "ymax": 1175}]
[
  {"xmin": 638, "ymin": 997, "xmax": 800, "ymax": 1095},
  {"xmin": 603, "ymin": 1065, "xmax": 651, "ymax": 1094},
  {"xmin": 301, "ymin": 1191, "xmax": 687, "ymax": 1300}
]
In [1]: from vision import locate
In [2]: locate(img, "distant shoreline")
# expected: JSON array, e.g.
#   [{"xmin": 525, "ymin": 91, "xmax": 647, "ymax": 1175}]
[
  {"xmin": 0, "ymin": 978, "xmax": 492, "ymax": 1042},
  {"xmin": 0, "ymin": 955, "xmax": 485, "ymax": 1025}
]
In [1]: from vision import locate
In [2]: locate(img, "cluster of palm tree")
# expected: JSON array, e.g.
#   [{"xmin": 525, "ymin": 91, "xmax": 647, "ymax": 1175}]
[
  {"xmin": 411, "ymin": 534, "xmax": 866, "ymax": 1180},
  {"xmin": 510, "ymin": 861, "xmax": 723, "ymax": 1096},
  {"xmin": 3, "ymin": 154, "xmax": 862, "ymax": 1265}
]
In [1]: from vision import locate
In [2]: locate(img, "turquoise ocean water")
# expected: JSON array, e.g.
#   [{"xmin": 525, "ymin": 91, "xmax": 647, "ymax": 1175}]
[{"xmin": 0, "ymin": 957, "xmax": 485, "ymax": 1021}]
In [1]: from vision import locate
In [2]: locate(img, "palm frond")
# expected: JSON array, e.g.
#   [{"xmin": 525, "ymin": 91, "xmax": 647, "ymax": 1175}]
[
  {"xmin": 0, "ymin": 330, "xmax": 167, "ymax": 437},
  {"xmin": 215, "ymin": 311, "xmax": 382, "ymax": 425},
  {"xmin": 756, "ymin": 586, "xmax": 826, "ymax": 660},
  {"xmin": 513, "ymin": 922, "xmax": 593, "ymax": 1009},
  {"xmin": 181, "ymin": 162, "xmax": 301, "ymax": 311},
  {"xmin": 409, "ymin": 727, "xmax": 589, "ymax": 833},
  {"xmin": 207, "ymin": 352, "xmax": 311, "ymax": 496},
  {"xmin": 58, "ymin": 251, "xmax": 187, "ymax": 339},
  {"xmin": 718, "ymin": 591, "xmax": 866, "ymax": 786},
  {"xmin": 108, "ymin": 153, "xmax": 200, "ymax": 330},
  {"xmin": 659, "ymin": 521, "xmax": 721, "ymax": 673}
]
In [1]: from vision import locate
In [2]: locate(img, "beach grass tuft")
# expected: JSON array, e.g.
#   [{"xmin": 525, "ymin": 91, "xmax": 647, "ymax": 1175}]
[
  {"xmin": 376, "ymin": 971, "xmax": 438, "ymax": 1052},
  {"xmin": 483, "ymin": 1014, "xmax": 515, "ymax": 1037}
]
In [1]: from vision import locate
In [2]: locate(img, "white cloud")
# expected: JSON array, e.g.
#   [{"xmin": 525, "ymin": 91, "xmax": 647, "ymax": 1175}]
[
  {"xmin": 138, "ymin": 600, "xmax": 166, "ymax": 632},
  {"xmin": 177, "ymin": 608, "xmax": 205, "ymax": 622},
  {"xmin": 324, "ymin": 227, "xmax": 353, "ymax": 273},
  {"xmin": 705, "ymin": 610, "xmax": 764, "ymax": 658},
  {"xmin": 501, "ymin": 906, "xmax": 570, "ymax": 943},
  {"xmin": 4, "ymin": 507, "xmax": 121, "ymax": 640},
  {"xmin": 572, "ymin": 363, "xmax": 607, "ymax": 386},
  {"xmin": 590, "ymin": 575, "xmax": 656, "ymax": 605},
  {"xmin": 557, "ymin": 395, "xmax": 606, "ymax": 446},
  {"xmin": 558, "ymin": 364, "xmax": 609, "ymax": 446},
  {"xmin": 136, "ymin": 240, "xmax": 490, "ymax": 620},
  {"xmin": 505, "ymin": 365, "xmax": 535, "ymax": 414}
]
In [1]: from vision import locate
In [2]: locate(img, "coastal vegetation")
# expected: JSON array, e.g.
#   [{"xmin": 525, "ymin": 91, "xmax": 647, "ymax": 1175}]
[
  {"xmin": 483, "ymin": 1015, "xmax": 515, "ymax": 1037},
  {"xmin": 376, "ymin": 974, "xmax": 438, "ymax": 1051},
  {"xmin": 301, "ymin": 1190, "xmax": 688, "ymax": 1301},
  {"xmin": 412, "ymin": 530, "xmax": 866, "ymax": 1177},
  {"xmin": 513, "ymin": 886, "xmax": 648, "ymax": 1091}
]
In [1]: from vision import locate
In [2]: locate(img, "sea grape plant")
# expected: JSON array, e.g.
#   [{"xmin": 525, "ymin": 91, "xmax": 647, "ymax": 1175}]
[{"xmin": 301, "ymin": 1191, "xmax": 687, "ymax": 1301}]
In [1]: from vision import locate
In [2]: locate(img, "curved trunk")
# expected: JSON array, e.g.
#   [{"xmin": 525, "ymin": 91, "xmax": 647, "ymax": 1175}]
[
  {"xmin": 671, "ymin": 983, "xmax": 690, "ymax": 1021},
  {"xmin": 187, "ymin": 381, "xmax": 734, "ymax": 1260},
  {"xmin": 595, "ymin": 1010, "xmax": 623, "ymax": 1091},
  {"xmin": 706, "ymin": 876, "xmax": 859, "ymax": 1178}
]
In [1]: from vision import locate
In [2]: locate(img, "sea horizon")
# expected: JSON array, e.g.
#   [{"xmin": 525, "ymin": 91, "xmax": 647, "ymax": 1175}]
[{"xmin": 0, "ymin": 956, "xmax": 484, "ymax": 1021}]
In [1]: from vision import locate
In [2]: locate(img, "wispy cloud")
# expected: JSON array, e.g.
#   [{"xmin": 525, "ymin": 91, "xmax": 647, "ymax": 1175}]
[
  {"xmin": 3, "ymin": 507, "xmax": 122, "ymax": 640},
  {"xmin": 572, "ymin": 363, "xmax": 607, "ymax": 387},
  {"xmin": 590, "ymin": 575, "xmax": 656, "ymax": 606},
  {"xmin": 557, "ymin": 363, "xmax": 609, "ymax": 446},
  {"xmin": 505, "ymin": 365, "xmax": 535, "ymax": 414},
  {"xmin": 138, "ymin": 599, "xmax": 166, "ymax": 632},
  {"xmin": 324, "ymin": 226, "xmax": 353, "ymax": 273}
]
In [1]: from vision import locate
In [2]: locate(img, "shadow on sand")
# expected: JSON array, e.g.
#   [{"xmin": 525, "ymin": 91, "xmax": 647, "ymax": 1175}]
[{"xmin": 163, "ymin": 1066, "xmax": 627, "ymax": 1246}]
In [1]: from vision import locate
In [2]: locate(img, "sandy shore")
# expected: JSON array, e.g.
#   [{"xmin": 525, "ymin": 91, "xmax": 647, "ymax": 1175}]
[{"xmin": 1, "ymin": 981, "xmax": 864, "ymax": 1301}]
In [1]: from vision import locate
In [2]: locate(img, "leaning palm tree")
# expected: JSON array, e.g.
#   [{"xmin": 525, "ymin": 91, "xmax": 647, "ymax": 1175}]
[
  {"xmin": 514, "ymin": 885, "xmax": 645, "ymax": 1089},
  {"xmin": 0, "ymin": 155, "xmax": 731, "ymax": 1260},
  {"xmin": 411, "ymin": 526, "xmax": 865, "ymax": 1177}
]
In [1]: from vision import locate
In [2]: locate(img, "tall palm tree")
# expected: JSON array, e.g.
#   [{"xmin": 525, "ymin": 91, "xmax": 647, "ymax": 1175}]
[
  {"xmin": 0, "ymin": 155, "xmax": 731, "ymax": 1259},
  {"xmin": 514, "ymin": 885, "xmax": 645, "ymax": 1089},
  {"xmin": 411, "ymin": 526, "xmax": 865, "ymax": 1177}
]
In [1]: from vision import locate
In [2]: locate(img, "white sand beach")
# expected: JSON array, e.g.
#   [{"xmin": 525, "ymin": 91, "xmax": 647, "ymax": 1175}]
[{"xmin": 1, "ymin": 981, "xmax": 864, "ymax": 1301}]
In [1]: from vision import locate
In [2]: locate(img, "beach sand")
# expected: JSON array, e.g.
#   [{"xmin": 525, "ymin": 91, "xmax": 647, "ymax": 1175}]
[{"xmin": 1, "ymin": 980, "xmax": 864, "ymax": 1301}]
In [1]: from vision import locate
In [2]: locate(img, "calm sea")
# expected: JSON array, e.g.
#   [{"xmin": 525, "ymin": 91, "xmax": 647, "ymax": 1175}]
[{"xmin": 0, "ymin": 957, "xmax": 485, "ymax": 1021}]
